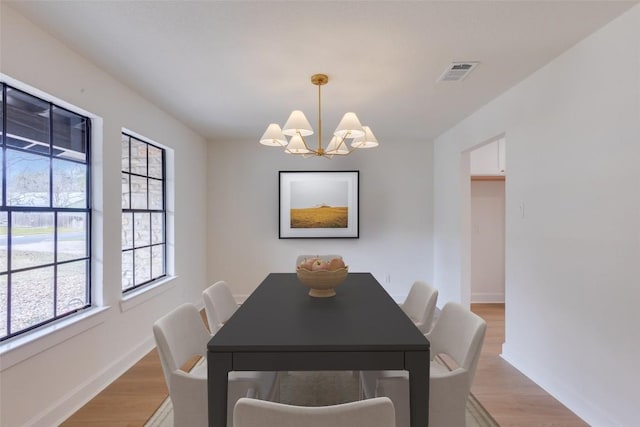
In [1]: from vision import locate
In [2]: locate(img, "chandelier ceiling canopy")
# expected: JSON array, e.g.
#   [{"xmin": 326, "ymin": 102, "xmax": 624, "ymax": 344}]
[{"xmin": 259, "ymin": 74, "xmax": 379, "ymax": 158}]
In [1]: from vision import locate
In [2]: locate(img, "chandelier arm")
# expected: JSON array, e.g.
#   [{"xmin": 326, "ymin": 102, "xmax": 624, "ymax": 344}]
[
  {"xmin": 280, "ymin": 138, "xmax": 292, "ymax": 154},
  {"xmin": 337, "ymin": 133, "xmax": 354, "ymax": 155},
  {"xmin": 299, "ymin": 132, "xmax": 320, "ymax": 155}
]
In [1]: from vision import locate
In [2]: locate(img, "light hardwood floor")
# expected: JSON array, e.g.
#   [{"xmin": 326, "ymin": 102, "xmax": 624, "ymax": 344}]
[
  {"xmin": 61, "ymin": 304, "xmax": 587, "ymax": 426},
  {"xmin": 470, "ymin": 304, "xmax": 587, "ymax": 426}
]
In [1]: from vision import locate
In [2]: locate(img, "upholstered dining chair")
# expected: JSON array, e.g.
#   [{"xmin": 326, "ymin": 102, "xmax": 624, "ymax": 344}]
[
  {"xmin": 153, "ymin": 303, "xmax": 259, "ymax": 427},
  {"xmin": 357, "ymin": 281, "xmax": 437, "ymax": 400},
  {"xmin": 202, "ymin": 282, "xmax": 281, "ymax": 402},
  {"xmin": 203, "ymin": 280, "xmax": 238, "ymax": 333},
  {"xmin": 233, "ymin": 396, "xmax": 396, "ymax": 427},
  {"xmin": 401, "ymin": 281, "xmax": 439, "ymax": 334},
  {"xmin": 361, "ymin": 302, "xmax": 487, "ymax": 427}
]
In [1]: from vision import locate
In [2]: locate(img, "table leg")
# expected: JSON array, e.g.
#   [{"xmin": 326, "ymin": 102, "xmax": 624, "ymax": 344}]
[
  {"xmin": 406, "ymin": 350, "xmax": 430, "ymax": 427},
  {"xmin": 208, "ymin": 352, "xmax": 232, "ymax": 427}
]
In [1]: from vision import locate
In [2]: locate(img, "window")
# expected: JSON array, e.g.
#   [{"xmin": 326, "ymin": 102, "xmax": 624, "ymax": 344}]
[
  {"xmin": 121, "ymin": 132, "xmax": 166, "ymax": 293},
  {"xmin": 0, "ymin": 83, "xmax": 91, "ymax": 342}
]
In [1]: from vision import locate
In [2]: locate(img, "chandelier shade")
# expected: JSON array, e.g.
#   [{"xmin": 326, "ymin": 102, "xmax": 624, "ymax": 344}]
[
  {"xmin": 326, "ymin": 136, "xmax": 350, "ymax": 155},
  {"xmin": 283, "ymin": 110, "xmax": 314, "ymax": 137},
  {"xmin": 259, "ymin": 123, "xmax": 288, "ymax": 146},
  {"xmin": 259, "ymin": 74, "xmax": 379, "ymax": 158},
  {"xmin": 334, "ymin": 112, "xmax": 365, "ymax": 139},
  {"xmin": 351, "ymin": 126, "xmax": 379, "ymax": 148},
  {"xmin": 286, "ymin": 134, "xmax": 311, "ymax": 154}
]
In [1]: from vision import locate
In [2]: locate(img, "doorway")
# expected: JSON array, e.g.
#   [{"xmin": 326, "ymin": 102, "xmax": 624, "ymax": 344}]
[{"xmin": 467, "ymin": 136, "xmax": 506, "ymax": 304}]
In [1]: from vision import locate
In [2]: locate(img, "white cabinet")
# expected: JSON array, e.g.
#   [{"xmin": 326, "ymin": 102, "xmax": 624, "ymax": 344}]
[{"xmin": 470, "ymin": 138, "xmax": 506, "ymax": 176}]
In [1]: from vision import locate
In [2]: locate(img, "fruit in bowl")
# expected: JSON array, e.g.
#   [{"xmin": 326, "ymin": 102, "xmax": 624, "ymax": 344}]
[
  {"xmin": 328, "ymin": 257, "xmax": 346, "ymax": 270},
  {"xmin": 296, "ymin": 256, "xmax": 348, "ymax": 297},
  {"xmin": 311, "ymin": 260, "xmax": 330, "ymax": 271},
  {"xmin": 297, "ymin": 256, "xmax": 346, "ymax": 272}
]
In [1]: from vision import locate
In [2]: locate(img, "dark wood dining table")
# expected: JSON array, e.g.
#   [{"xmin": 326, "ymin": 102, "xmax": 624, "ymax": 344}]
[{"xmin": 207, "ymin": 272, "xmax": 430, "ymax": 427}]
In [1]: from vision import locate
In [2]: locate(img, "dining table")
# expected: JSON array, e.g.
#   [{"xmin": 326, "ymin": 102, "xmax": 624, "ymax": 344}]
[{"xmin": 207, "ymin": 272, "xmax": 430, "ymax": 427}]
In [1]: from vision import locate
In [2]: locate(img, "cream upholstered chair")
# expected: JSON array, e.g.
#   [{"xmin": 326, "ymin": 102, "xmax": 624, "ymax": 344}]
[
  {"xmin": 153, "ymin": 303, "xmax": 258, "ymax": 427},
  {"xmin": 358, "ymin": 281, "xmax": 437, "ymax": 399},
  {"xmin": 233, "ymin": 396, "xmax": 395, "ymax": 427},
  {"xmin": 362, "ymin": 302, "xmax": 487, "ymax": 427},
  {"xmin": 203, "ymin": 280, "xmax": 239, "ymax": 333},
  {"xmin": 203, "ymin": 282, "xmax": 281, "ymax": 402},
  {"xmin": 401, "ymin": 281, "xmax": 438, "ymax": 334}
]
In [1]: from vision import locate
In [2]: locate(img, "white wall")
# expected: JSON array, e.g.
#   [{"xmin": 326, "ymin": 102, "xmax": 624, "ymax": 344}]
[
  {"xmin": 0, "ymin": 5, "xmax": 208, "ymax": 426},
  {"xmin": 206, "ymin": 136, "xmax": 434, "ymax": 303},
  {"xmin": 434, "ymin": 4, "xmax": 640, "ymax": 426},
  {"xmin": 470, "ymin": 180, "xmax": 505, "ymax": 303}
]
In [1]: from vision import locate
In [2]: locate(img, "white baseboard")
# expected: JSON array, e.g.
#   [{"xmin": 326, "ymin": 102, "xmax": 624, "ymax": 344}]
[
  {"xmin": 471, "ymin": 292, "xmax": 504, "ymax": 303},
  {"xmin": 25, "ymin": 336, "xmax": 156, "ymax": 427}
]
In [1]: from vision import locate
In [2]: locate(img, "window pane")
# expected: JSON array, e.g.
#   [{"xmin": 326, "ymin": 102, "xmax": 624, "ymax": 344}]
[
  {"xmin": 53, "ymin": 159, "xmax": 87, "ymax": 208},
  {"xmin": 1, "ymin": 85, "xmax": 91, "ymax": 341},
  {"xmin": 122, "ymin": 250, "xmax": 133, "ymax": 290},
  {"xmin": 6, "ymin": 87, "xmax": 50, "ymax": 153},
  {"xmin": 56, "ymin": 260, "xmax": 87, "ymax": 316},
  {"xmin": 151, "ymin": 213, "xmax": 164, "ymax": 244},
  {"xmin": 130, "ymin": 138, "xmax": 147, "ymax": 175},
  {"xmin": 130, "ymin": 175, "xmax": 147, "ymax": 209},
  {"xmin": 121, "ymin": 132, "xmax": 165, "ymax": 294},
  {"xmin": 122, "ymin": 212, "xmax": 133, "ymax": 250},
  {"xmin": 58, "ymin": 212, "xmax": 87, "ymax": 262},
  {"xmin": 11, "ymin": 212, "xmax": 54, "ymax": 270},
  {"xmin": 149, "ymin": 179, "xmax": 163, "ymax": 210},
  {"xmin": 121, "ymin": 134, "xmax": 130, "ymax": 172},
  {"xmin": 134, "ymin": 247, "xmax": 151, "ymax": 285},
  {"xmin": 121, "ymin": 173, "xmax": 130, "ymax": 209},
  {"xmin": 6, "ymin": 149, "xmax": 50, "ymax": 207},
  {"xmin": 0, "ymin": 212, "xmax": 6, "ymax": 272},
  {"xmin": 52, "ymin": 106, "xmax": 87, "ymax": 161},
  {"xmin": 10, "ymin": 266, "xmax": 54, "ymax": 333},
  {"xmin": 148, "ymin": 145, "xmax": 162, "ymax": 179},
  {"xmin": 0, "ymin": 275, "xmax": 7, "ymax": 337},
  {"xmin": 134, "ymin": 212, "xmax": 151, "ymax": 247},
  {"xmin": 152, "ymin": 245, "xmax": 165, "ymax": 278}
]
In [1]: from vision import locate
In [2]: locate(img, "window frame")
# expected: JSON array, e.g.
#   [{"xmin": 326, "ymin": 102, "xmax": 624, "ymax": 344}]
[
  {"xmin": 0, "ymin": 82, "xmax": 92, "ymax": 342},
  {"xmin": 120, "ymin": 131, "xmax": 167, "ymax": 293}
]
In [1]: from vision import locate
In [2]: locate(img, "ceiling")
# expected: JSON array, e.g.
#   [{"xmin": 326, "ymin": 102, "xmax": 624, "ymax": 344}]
[{"xmin": 7, "ymin": 1, "xmax": 638, "ymax": 145}]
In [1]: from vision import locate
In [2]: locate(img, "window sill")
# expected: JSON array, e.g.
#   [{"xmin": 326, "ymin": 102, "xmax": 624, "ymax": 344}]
[
  {"xmin": 0, "ymin": 305, "xmax": 111, "ymax": 371},
  {"xmin": 119, "ymin": 275, "xmax": 177, "ymax": 312}
]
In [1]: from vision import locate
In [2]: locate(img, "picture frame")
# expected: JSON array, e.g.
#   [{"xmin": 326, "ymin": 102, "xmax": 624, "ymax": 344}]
[{"xmin": 279, "ymin": 171, "xmax": 359, "ymax": 239}]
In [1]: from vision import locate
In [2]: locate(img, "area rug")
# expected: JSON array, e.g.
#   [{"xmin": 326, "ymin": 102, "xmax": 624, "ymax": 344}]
[{"xmin": 145, "ymin": 369, "xmax": 498, "ymax": 427}]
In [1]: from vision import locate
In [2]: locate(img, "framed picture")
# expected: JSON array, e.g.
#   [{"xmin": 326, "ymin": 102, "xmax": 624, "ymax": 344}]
[{"xmin": 279, "ymin": 171, "xmax": 359, "ymax": 239}]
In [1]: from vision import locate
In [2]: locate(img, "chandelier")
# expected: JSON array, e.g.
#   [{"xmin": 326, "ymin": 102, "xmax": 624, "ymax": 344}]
[{"xmin": 259, "ymin": 74, "xmax": 379, "ymax": 157}]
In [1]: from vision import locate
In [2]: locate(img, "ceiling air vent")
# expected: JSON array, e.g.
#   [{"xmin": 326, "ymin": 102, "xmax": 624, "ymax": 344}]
[{"xmin": 437, "ymin": 62, "xmax": 479, "ymax": 82}]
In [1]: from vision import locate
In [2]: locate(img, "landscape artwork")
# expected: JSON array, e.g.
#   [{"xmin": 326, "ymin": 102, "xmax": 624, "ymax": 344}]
[
  {"xmin": 290, "ymin": 181, "xmax": 348, "ymax": 228},
  {"xmin": 279, "ymin": 171, "xmax": 359, "ymax": 239}
]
